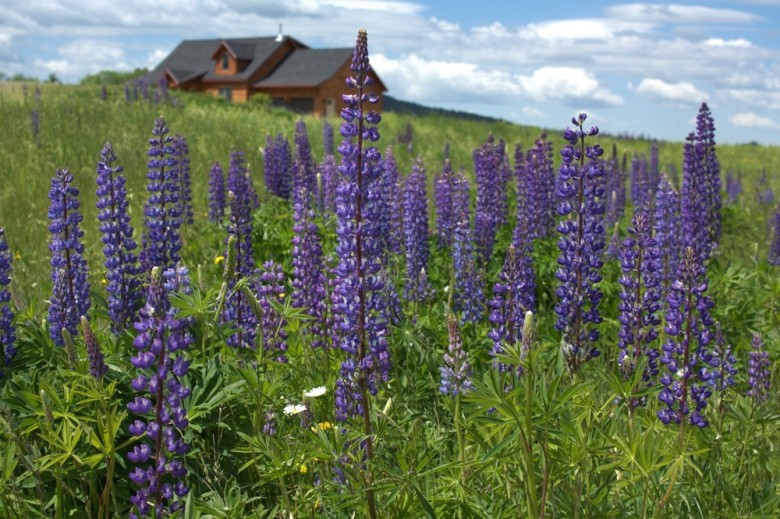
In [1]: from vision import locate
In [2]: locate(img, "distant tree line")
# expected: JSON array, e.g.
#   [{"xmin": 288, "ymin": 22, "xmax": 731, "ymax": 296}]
[
  {"xmin": 79, "ymin": 68, "xmax": 149, "ymax": 86},
  {"xmin": 0, "ymin": 72, "xmax": 60, "ymax": 83}
]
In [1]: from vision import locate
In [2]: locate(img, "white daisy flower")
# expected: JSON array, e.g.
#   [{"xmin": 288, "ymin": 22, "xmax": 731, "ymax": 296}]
[
  {"xmin": 304, "ymin": 386, "xmax": 327, "ymax": 398},
  {"xmin": 283, "ymin": 404, "xmax": 307, "ymax": 416}
]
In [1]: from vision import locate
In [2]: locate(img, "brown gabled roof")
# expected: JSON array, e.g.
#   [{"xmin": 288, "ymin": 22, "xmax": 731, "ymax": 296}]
[{"xmin": 253, "ymin": 48, "xmax": 352, "ymax": 87}]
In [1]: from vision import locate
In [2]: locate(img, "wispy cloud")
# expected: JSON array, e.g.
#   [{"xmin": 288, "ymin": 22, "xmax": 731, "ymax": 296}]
[{"xmin": 729, "ymin": 112, "xmax": 779, "ymax": 129}]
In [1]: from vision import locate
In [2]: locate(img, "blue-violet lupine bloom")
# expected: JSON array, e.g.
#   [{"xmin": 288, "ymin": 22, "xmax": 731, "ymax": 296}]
[
  {"xmin": 0, "ymin": 228, "xmax": 15, "ymax": 377},
  {"xmin": 746, "ymin": 332, "xmax": 770, "ymax": 402},
  {"xmin": 81, "ymin": 316, "xmax": 107, "ymax": 379},
  {"xmin": 452, "ymin": 174, "xmax": 484, "ymax": 324},
  {"xmin": 630, "ymin": 152, "xmax": 649, "ymax": 211},
  {"xmin": 333, "ymin": 29, "xmax": 391, "ymax": 422},
  {"xmin": 653, "ymin": 175, "xmax": 681, "ymax": 304},
  {"xmin": 140, "ymin": 116, "xmax": 182, "ymax": 274},
  {"xmin": 694, "ymin": 102, "xmax": 721, "ymax": 248},
  {"xmin": 709, "ymin": 323, "xmax": 736, "ymax": 392},
  {"xmin": 473, "ymin": 133, "xmax": 504, "ymax": 264},
  {"xmin": 440, "ymin": 314, "xmax": 473, "ymax": 395},
  {"xmin": 264, "ymin": 133, "xmax": 293, "ymax": 200},
  {"xmin": 294, "ymin": 120, "xmax": 316, "ymax": 203},
  {"xmin": 96, "ymin": 142, "xmax": 143, "ymax": 334},
  {"xmin": 379, "ymin": 146, "xmax": 404, "ymax": 256},
  {"xmin": 769, "ymin": 201, "xmax": 780, "ymax": 266},
  {"xmin": 616, "ymin": 212, "xmax": 661, "ymax": 404},
  {"xmin": 318, "ymin": 154, "xmax": 339, "ymax": 214},
  {"xmin": 488, "ymin": 244, "xmax": 536, "ymax": 376},
  {"xmin": 207, "ymin": 161, "xmax": 226, "ymax": 223},
  {"xmin": 657, "ymin": 247, "xmax": 716, "ymax": 428},
  {"xmin": 172, "ymin": 135, "xmax": 193, "ymax": 226},
  {"xmin": 554, "ymin": 113, "xmax": 606, "ymax": 375},
  {"xmin": 323, "ymin": 120, "xmax": 335, "ymax": 157},
  {"xmin": 128, "ymin": 267, "xmax": 191, "ymax": 518},
  {"xmin": 256, "ymin": 261, "xmax": 289, "ymax": 362},
  {"xmin": 725, "ymin": 171, "xmax": 742, "ymax": 204},
  {"xmin": 291, "ymin": 185, "xmax": 328, "ymax": 349},
  {"xmin": 403, "ymin": 158, "xmax": 432, "ymax": 301},
  {"xmin": 434, "ymin": 158, "xmax": 456, "ymax": 248},
  {"xmin": 48, "ymin": 168, "xmax": 91, "ymax": 347}
]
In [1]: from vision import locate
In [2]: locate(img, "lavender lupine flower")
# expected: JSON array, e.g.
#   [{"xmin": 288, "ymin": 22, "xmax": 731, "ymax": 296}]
[
  {"xmin": 746, "ymin": 332, "xmax": 770, "ymax": 401},
  {"xmin": 710, "ymin": 323, "xmax": 736, "ymax": 392},
  {"xmin": 604, "ymin": 144, "xmax": 626, "ymax": 229},
  {"xmin": 681, "ymin": 133, "xmax": 710, "ymax": 266},
  {"xmin": 263, "ymin": 411, "xmax": 277, "ymax": 436},
  {"xmin": 128, "ymin": 268, "xmax": 191, "ymax": 518},
  {"xmin": 291, "ymin": 185, "xmax": 328, "ymax": 349},
  {"xmin": 380, "ymin": 146, "xmax": 404, "ymax": 255},
  {"xmin": 534, "ymin": 132, "xmax": 557, "ymax": 236},
  {"xmin": 554, "ymin": 113, "xmax": 606, "ymax": 375},
  {"xmin": 48, "ymin": 168, "xmax": 91, "ymax": 347},
  {"xmin": 264, "ymin": 133, "xmax": 293, "ymax": 200},
  {"xmin": 474, "ymin": 133, "xmax": 504, "ymax": 264},
  {"xmin": 0, "ymin": 229, "xmax": 15, "ymax": 377},
  {"xmin": 140, "ymin": 117, "xmax": 181, "ymax": 274},
  {"xmin": 488, "ymin": 244, "xmax": 536, "ymax": 375},
  {"xmin": 323, "ymin": 120, "xmax": 335, "ymax": 157},
  {"xmin": 434, "ymin": 159, "xmax": 455, "ymax": 248},
  {"xmin": 769, "ymin": 201, "xmax": 780, "ymax": 266},
  {"xmin": 630, "ymin": 153, "xmax": 649, "ymax": 211},
  {"xmin": 294, "ymin": 120, "xmax": 316, "ymax": 203},
  {"xmin": 694, "ymin": 102, "xmax": 721, "ymax": 248},
  {"xmin": 172, "ymin": 135, "xmax": 193, "ymax": 226},
  {"xmin": 256, "ymin": 261, "xmax": 288, "ymax": 362},
  {"xmin": 440, "ymin": 314, "xmax": 473, "ymax": 395},
  {"xmin": 80, "ymin": 316, "xmax": 107, "ymax": 379},
  {"xmin": 96, "ymin": 142, "xmax": 142, "ymax": 334},
  {"xmin": 616, "ymin": 213, "xmax": 661, "ymax": 401},
  {"xmin": 725, "ymin": 171, "xmax": 742, "ymax": 204},
  {"xmin": 318, "ymin": 154, "xmax": 339, "ymax": 214},
  {"xmin": 207, "ymin": 162, "xmax": 226, "ymax": 223},
  {"xmin": 648, "ymin": 144, "xmax": 660, "ymax": 202},
  {"xmin": 653, "ymin": 175, "xmax": 681, "ymax": 303},
  {"xmin": 332, "ymin": 29, "xmax": 391, "ymax": 422},
  {"xmin": 657, "ymin": 247, "xmax": 716, "ymax": 428},
  {"xmin": 452, "ymin": 174, "xmax": 484, "ymax": 324},
  {"xmin": 403, "ymin": 159, "xmax": 432, "ymax": 301}
]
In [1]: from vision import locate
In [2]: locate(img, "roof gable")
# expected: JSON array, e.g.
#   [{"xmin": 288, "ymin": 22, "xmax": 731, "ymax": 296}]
[{"xmin": 253, "ymin": 48, "xmax": 353, "ymax": 87}]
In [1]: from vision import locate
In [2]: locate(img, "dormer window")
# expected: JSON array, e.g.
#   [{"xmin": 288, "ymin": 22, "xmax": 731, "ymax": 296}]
[{"xmin": 221, "ymin": 53, "xmax": 229, "ymax": 70}]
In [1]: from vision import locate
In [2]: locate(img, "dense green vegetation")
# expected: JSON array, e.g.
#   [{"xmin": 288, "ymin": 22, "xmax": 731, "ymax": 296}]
[{"xmin": 0, "ymin": 83, "xmax": 778, "ymax": 518}]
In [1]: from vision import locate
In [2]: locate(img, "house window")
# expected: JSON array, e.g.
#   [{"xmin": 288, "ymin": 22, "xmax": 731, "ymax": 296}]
[
  {"xmin": 218, "ymin": 87, "xmax": 233, "ymax": 101},
  {"xmin": 221, "ymin": 53, "xmax": 229, "ymax": 70}
]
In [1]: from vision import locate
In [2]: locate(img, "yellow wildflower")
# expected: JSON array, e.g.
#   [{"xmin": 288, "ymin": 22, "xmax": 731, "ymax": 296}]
[
  {"xmin": 299, "ymin": 464, "xmax": 307, "ymax": 474},
  {"xmin": 214, "ymin": 255, "xmax": 225, "ymax": 265}
]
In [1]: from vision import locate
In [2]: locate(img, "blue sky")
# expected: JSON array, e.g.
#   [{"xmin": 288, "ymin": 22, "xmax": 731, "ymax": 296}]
[{"xmin": 1, "ymin": 1, "xmax": 779, "ymax": 144}]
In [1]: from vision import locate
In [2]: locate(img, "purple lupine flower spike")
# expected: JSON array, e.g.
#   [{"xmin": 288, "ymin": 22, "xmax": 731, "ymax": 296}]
[
  {"xmin": 140, "ymin": 117, "xmax": 182, "ymax": 273},
  {"xmin": 653, "ymin": 175, "xmax": 681, "ymax": 304},
  {"xmin": 207, "ymin": 161, "xmax": 226, "ymax": 223},
  {"xmin": 403, "ymin": 158, "xmax": 432, "ymax": 301},
  {"xmin": 473, "ymin": 133, "xmax": 503, "ymax": 264},
  {"xmin": 440, "ymin": 314, "xmax": 473, "ymax": 395},
  {"xmin": 81, "ymin": 316, "xmax": 107, "ymax": 379},
  {"xmin": 435, "ymin": 159, "xmax": 455, "ymax": 248},
  {"xmin": 710, "ymin": 323, "xmax": 736, "ymax": 392},
  {"xmin": 452, "ymin": 172, "xmax": 484, "ymax": 324},
  {"xmin": 128, "ymin": 267, "xmax": 191, "ymax": 518},
  {"xmin": 48, "ymin": 168, "xmax": 91, "ymax": 346},
  {"xmin": 256, "ymin": 261, "xmax": 289, "ymax": 362},
  {"xmin": 0, "ymin": 228, "xmax": 15, "ymax": 377},
  {"xmin": 746, "ymin": 332, "xmax": 770, "ymax": 402},
  {"xmin": 333, "ymin": 29, "xmax": 390, "ymax": 422},
  {"xmin": 323, "ymin": 120, "xmax": 335, "ymax": 157},
  {"xmin": 96, "ymin": 142, "xmax": 142, "ymax": 334},
  {"xmin": 616, "ymin": 212, "xmax": 661, "ymax": 407},
  {"xmin": 657, "ymin": 247, "xmax": 716, "ymax": 428},
  {"xmin": 554, "ymin": 113, "xmax": 606, "ymax": 375},
  {"xmin": 769, "ymin": 201, "xmax": 780, "ymax": 266}
]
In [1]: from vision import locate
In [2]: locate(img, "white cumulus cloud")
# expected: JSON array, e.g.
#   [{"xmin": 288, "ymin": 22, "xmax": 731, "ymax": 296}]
[
  {"xmin": 636, "ymin": 78, "xmax": 708, "ymax": 104},
  {"xmin": 518, "ymin": 67, "xmax": 624, "ymax": 106},
  {"xmin": 729, "ymin": 112, "xmax": 778, "ymax": 129}
]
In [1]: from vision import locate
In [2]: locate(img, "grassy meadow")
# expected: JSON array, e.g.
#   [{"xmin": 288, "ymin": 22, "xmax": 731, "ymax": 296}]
[{"xmin": 0, "ymin": 81, "xmax": 778, "ymax": 518}]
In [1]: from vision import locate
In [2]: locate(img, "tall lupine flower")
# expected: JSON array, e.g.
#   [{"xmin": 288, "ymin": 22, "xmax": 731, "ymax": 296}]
[
  {"xmin": 554, "ymin": 113, "xmax": 606, "ymax": 375},
  {"xmin": 294, "ymin": 120, "xmax": 316, "ymax": 202},
  {"xmin": 291, "ymin": 185, "xmax": 328, "ymax": 349},
  {"xmin": 746, "ymin": 332, "xmax": 770, "ymax": 401},
  {"xmin": 616, "ymin": 213, "xmax": 661, "ymax": 403},
  {"xmin": 80, "ymin": 316, "xmax": 107, "ymax": 379},
  {"xmin": 769, "ymin": 201, "xmax": 780, "ymax": 266},
  {"xmin": 474, "ymin": 133, "xmax": 504, "ymax": 264},
  {"xmin": 0, "ymin": 228, "xmax": 15, "ymax": 377},
  {"xmin": 403, "ymin": 159, "xmax": 432, "ymax": 301},
  {"xmin": 207, "ymin": 162, "xmax": 226, "ymax": 223},
  {"xmin": 48, "ymin": 169, "xmax": 91, "ymax": 347},
  {"xmin": 379, "ymin": 146, "xmax": 404, "ymax": 255},
  {"xmin": 514, "ymin": 145, "xmax": 536, "ymax": 239},
  {"xmin": 710, "ymin": 323, "xmax": 736, "ymax": 392},
  {"xmin": 533, "ymin": 132, "xmax": 557, "ymax": 236},
  {"xmin": 128, "ymin": 268, "xmax": 191, "ymax": 518},
  {"xmin": 657, "ymin": 247, "xmax": 716, "ymax": 428},
  {"xmin": 440, "ymin": 314, "xmax": 473, "ymax": 395},
  {"xmin": 648, "ymin": 143, "xmax": 660, "ymax": 202},
  {"xmin": 332, "ymin": 30, "xmax": 390, "ymax": 426},
  {"xmin": 681, "ymin": 133, "xmax": 711, "ymax": 266},
  {"xmin": 434, "ymin": 158, "xmax": 456, "ymax": 248},
  {"xmin": 488, "ymin": 244, "xmax": 536, "ymax": 375},
  {"xmin": 96, "ymin": 142, "xmax": 143, "ymax": 334},
  {"xmin": 323, "ymin": 120, "xmax": 335, "ymax": 156},
  {"xmin": 451, "ymin": 174, "xmax": 483, "ymax": 324},
  {"xmin": 496, "ymin": 142, "xmax": 511, "ymax": 228},
  {"xmin": 256, "ymin": 261, "xmax": 288, "ymax": 362},
  {"xmin": 604, "ymin": 144, "xmax": 626, "ymax": 229},
  {"xmin": 172, "ymin": 135, "xmax": 193, "ymax": 226},
  {"xmin": 694, "ymin": 102, "xmax": 721, "ymax": 248},
  {"xmin": 630, "ymin": 152, "xmax": 649, "ymax": 211},
  {"xmin": 725, "ymin": 171, "xmax": 742, "ymax": 204},
  {"xmin": 653, "ymin": 175, "xmax": 681, "ymax": 302},
  {"xmin": 264, "ymin": 133, "xmax": 293, "ymax": 200},
  {"xmin": 140, "ymin": 117, "xmax": 181, "ymax": 274}
]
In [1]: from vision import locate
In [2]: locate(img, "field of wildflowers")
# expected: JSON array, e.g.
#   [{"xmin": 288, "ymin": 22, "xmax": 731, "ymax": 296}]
[{"xmin": 0, "ymin": 30, "xmax": 779, "ymax": 518}]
